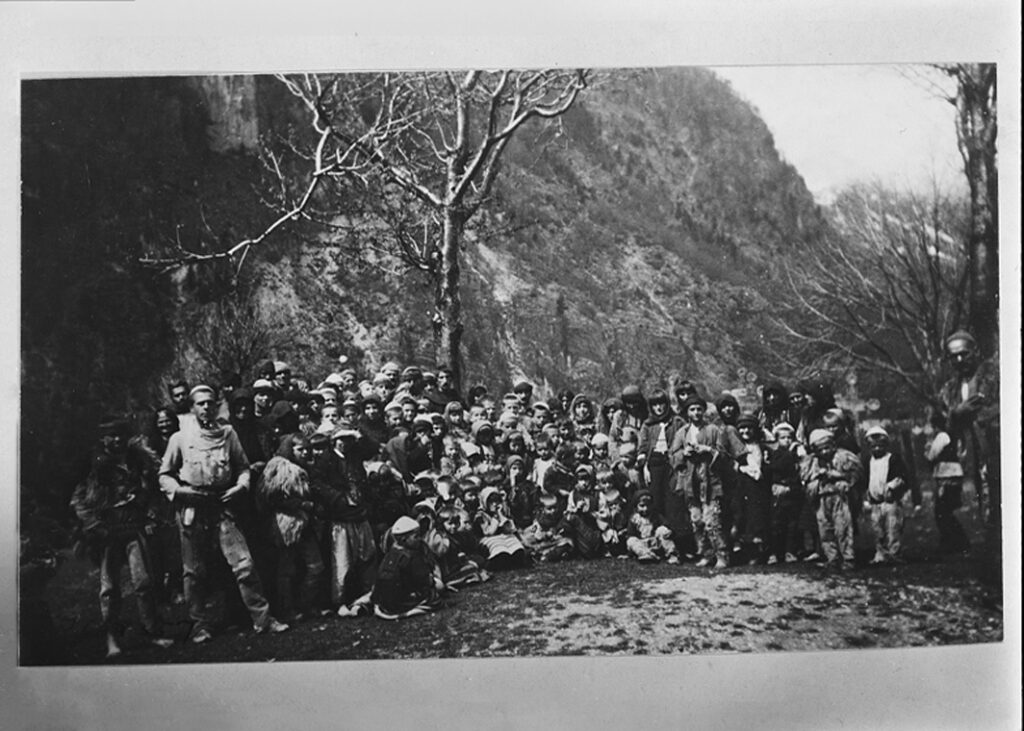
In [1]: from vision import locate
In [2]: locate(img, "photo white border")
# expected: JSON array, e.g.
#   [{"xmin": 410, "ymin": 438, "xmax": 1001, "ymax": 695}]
[{"xmin": 2, "ymin": 2, "xmax": 1020, "ymax": 729}]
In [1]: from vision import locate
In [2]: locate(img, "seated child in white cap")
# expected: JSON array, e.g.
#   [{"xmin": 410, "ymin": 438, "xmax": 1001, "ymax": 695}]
[
  {"xmin": 626, "ymin": 490, "xmax": 680, "ymax": 564},
  {"xmin": 371, "ymin": 516, "xmax": 444, "ymax": 620}
]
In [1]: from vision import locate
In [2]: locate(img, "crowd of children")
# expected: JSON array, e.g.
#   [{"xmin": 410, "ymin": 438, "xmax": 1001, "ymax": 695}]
[{"xmin": 71, "ymin": 357, "xmax": 973, "ymax": 654}]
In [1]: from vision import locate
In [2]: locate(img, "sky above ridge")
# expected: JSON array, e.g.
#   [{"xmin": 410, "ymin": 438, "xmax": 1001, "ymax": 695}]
[{"xmin": 711, "ymin": 64, "xmax": 965, "ymax": 203}]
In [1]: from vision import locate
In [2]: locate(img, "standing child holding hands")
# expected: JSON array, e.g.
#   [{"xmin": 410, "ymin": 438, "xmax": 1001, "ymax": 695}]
[{"xmin": 670, "ymin": 395, "xmax": 730, "ymax": 569}]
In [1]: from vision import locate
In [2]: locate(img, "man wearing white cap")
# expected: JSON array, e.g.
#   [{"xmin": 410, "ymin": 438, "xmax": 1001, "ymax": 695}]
[{"xmin": 801, "ymin": 428, "xmax": 863, "ymax": 570}]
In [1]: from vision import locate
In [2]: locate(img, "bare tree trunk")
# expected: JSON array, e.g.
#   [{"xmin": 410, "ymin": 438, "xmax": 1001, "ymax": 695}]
[
  {"xmin": 954, "ymin": 64, "xmax": 999, "ymax": 358},
  {"xmin": 435, "ymin": 208, "xmax": 466, "ymax": 391}
]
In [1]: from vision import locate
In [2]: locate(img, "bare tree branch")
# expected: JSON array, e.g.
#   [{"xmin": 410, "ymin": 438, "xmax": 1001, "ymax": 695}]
[{"xmin": 775, "ymin": 182, "xmax": 969, "ymax": 403}]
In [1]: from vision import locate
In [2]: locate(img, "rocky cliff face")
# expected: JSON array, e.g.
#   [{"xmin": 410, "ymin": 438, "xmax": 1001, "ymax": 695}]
[
  {"xmin": 240, "ymin": 68, "xmax": 827, "ymax": 399},
  {"xmin": 20, "ymin": 68, "xmax": 826, "ymax": 515}
]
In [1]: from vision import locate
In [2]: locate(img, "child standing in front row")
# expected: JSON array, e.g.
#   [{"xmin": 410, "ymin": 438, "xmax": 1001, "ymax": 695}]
[
  {"xmin": 522, "ymin": 493, "xmax": 574, "ymax": 562},
  {"xmin": 670, "ymin": 395, "xmax": 730, "ymax": 569},
  {"xmin": 861, "ymin": 426, "xmax": 911, "ymax": 565},
  {"xmin": 766, "ymin": 422, "xmax": 804, "ymax": 564},
  {"xmin": 802, "ymin": 429, "xmax": 863, "ymax": 570}
]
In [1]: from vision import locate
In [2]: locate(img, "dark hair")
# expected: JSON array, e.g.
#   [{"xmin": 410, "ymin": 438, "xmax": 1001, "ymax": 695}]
[
  {"xmin": 167, "ymin": 379, "xmax": 188, "ymax": 394},
  {"xmin": 467, "ymin": 384, "xmax": 488, "ymax": 404},
  {"xmin": 153, "ymin": 407, "xmax": 179, "ymax": 430},
  {"xmin": 219, "ymin": 371, "xmax": 242, "ymax": 389},
  {"xmin": 674, "ymin": 380, "xmax": 696, "ymax": 398},
  {"xmin": 555, "ymin": 442, "xmax": 577, "ymax": 465},
  {"xmin": 648, "ymin": 389, "xmax": 670, "ymax": 407}
]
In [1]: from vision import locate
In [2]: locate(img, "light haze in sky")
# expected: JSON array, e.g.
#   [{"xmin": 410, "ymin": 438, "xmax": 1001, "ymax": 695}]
[{"xmin": 712, "ymin": 65, "xmax": 965, "ymax": 203}]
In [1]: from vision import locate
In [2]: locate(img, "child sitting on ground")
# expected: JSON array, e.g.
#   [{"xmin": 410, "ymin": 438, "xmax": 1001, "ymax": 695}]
[
  {"xmin": 439, "ymin": 435, "xmax": 467, "ymax": 478},
  {"xmin": 611, "ymin": 441, "xmax": 643, "ymax": 500},
  {"xmin": 542, "ymin": 442, "xmax": 578, "ymax": 500},
  {"xmin": 521, "ymin": 493, "xmax": 575, "ymax": 563},
  {"xmin": 503, "ymin": 455, "xmax": 538, "ymax": 530},
  {"xmin": 371, "ymin": 516, "xmax": 444, "ymax": 620},
  {"xmin": 560, "ymin": 465, "xmax": 604, "ymax": 559},
  {"xmin": 625, "ymin": 490, "xmax": 680, "ymax": 564},
  {"xmin": 530, "ymin": 433, "xmax": 556, "ymax": 486},
  {"xmin": 431, "ymin": 506, "xmax": 490, "ymax": 588},
  {"xmin": 596, "ymin": 483, "xmax": 629, "ymax": 557},
  {"xmin": 474, "ymin": 487, "xmax": 529, "ymax": 568}
]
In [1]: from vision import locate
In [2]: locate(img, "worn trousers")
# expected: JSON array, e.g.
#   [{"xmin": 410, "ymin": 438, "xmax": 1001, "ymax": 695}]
[
  {"xmin": 99, "ymin": 532, "xmax": 159, "ymax": 636},
  {"xmin": 770, "ymin": 495, "xmax": 803, "ymax": 559},
  {"xmin": 934, "ymin": 477, "xmax": 969, "ymax": 553},
  {"xmin": 179, "ymin": 511, "xmax": 271, "ymax": 632},
  {"xmin": 330, "ymin": 521, "xmax": 378, "ymax": 607},
  {"xmin": 869, "ymin": 501, "xmax": 904, "ymax": 559},
  {"xmin": 816, "ymin": 494, "xmax": 854, "ymax": 563},
  {"xmin": 276, "ymin": 531, "xmax": 325, "ymax": 616},
  {"xmin": 689, "ymin": 498, "xmax": 728, "ymax": 561},
  {"xmin": 626, "ymin": 526, "xmax": 678, "ymax": 560}
]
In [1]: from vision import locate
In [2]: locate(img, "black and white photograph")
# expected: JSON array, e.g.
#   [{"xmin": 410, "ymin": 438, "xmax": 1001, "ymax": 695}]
[{"xmin": 2, "ymin": 2, "xmax": 1020, "ymax": 729}]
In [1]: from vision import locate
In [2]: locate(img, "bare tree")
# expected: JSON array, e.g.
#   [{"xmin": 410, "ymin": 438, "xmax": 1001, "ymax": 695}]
[
  {"xmin": 141, "ymin": 70, "xmax": 589, "ymax": 391},
  {"xmin": 901, "ymin": 63, "xmax": 999, "ymax": 357},
  {"xmin": 271, "ymin": 71, "xmax": 590, "ymax": 390},
  {"xmin": 184, "ymin": 292, "xmax": 286, "ymax": 378},
  {"xmin": 775, "ymin": 182, "xmax": 969, "ymax": 404},
  {"xmin": 940, "ymin": 64, "xmax": 998, "ymax": 358}
]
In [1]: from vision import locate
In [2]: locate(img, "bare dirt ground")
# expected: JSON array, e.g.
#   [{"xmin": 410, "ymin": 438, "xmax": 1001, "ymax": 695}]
[{"xmin": 31, "ymin": 489, "xmax": 1002, "ymax": 665}]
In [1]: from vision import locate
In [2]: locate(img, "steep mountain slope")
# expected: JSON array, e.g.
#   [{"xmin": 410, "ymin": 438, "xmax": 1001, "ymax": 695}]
[
  {"xmin": 245, "ymin": 68, "xmax": 827, "ymax": 397},
  {"xmin": 20, "ymin": 68, "xmax": 827, "ymax": 519}
]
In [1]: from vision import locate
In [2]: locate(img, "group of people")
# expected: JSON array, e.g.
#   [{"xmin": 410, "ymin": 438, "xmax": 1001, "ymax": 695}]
[{"xmin": 68, "ymin": 330, "xmax": 1000, "ymax": 657}]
